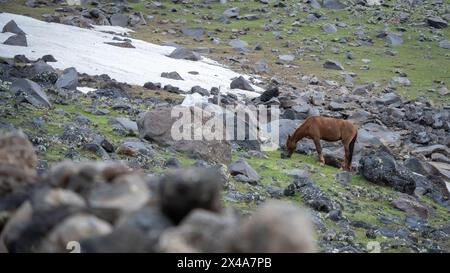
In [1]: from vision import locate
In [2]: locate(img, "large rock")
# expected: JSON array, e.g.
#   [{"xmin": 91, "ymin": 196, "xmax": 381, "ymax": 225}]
[
  {"xmin": 426, "ymin": 17, "xmax": 448, "ymax": 29},
  {"xmin": 2, "ymin": 20, "xmax": 26, "ymax": 35},
  {"xmin": 229, "ymin": 159, "xmax": 259, "ymax": 184},
  {"xmin": 39, "ymin": 213, "xmax": 112, "ymax": 252},
  {"xmin": 322, "ymin": 23, "xmax": 337, "ymax": 33},
  {"xmin": 87, "ymin": 174, "xmax": 150, "ymax": 213},
  {"xmin": 223, "ymin": 7, "xmax": 240, "ymax": 18},
  {"xmin": 81, "ymin": 207, "xmax": 173, "ymax": 253},
  {"xmin": 439, "ymin": 40, "xmax": 450, "ymax": 49},
  {"xmin": 228, "ymin": 39, "xmax": 248, "ymax": 49},
  {"xmin": 411, "ymin": 145, "xmax": 450, "ymax": 158},
  {"xmin": 181, "ymin": 27, "xmax": 204, "ymax": 38},
  {"xmin": 323, "ymin": 60, "xmax": 344, "ymax": 70},
  {"xmin": 110, "ymin": 13, "xmax": 128, "ymax": 27},
  {"xmin": 168, "ymin": 47, "xmax": 201, "ymax": 61},
  {"xmin": 391, "ymin": 193, "xmax": 429, "ymax": 219},
  {"xmin": 284, "ymin": 175, "xmax": 335, "ymax": 213},
  {"xmin": 108, "ymin": 117, "xmax": 138, "ymax": 134},
  {"xmin": 157, "ymin": 168, "xmax": 222, "ymax": 224},
  {"xmin": 404, "ymin": 157, "xmax": 450, "ymax": 207},
  {"xmin": 3, "ymin": 34, "xmax": 27, "ymax": 47},
  {"xmin": 378, "ymin": 31, "xmax": 403, "ymax": 45},
  {"xmin": 358, "ymin": 122, "xmax": 401, "ymax": 147},
  {"xmin": 359, "ymin": 146, "xmax": 416, "ymax": 194},
  {"xmin": 0, "ymin": 132, "xmax": 37, "ymax": 198},
  {"xmin": 42, "ymin": 161, "xmax": 133, "ymax": 195},
  {"xmin": 30, "ymin": 188, "xmax": 86, "ymax": 212},
  {"xmin": 55, "ymin": 67, "xmax": 78, "ymax": 90},
  {"xmin": 159, "ymin": 208, "xmax": 238, "ymax": 252},
  {"xmin": 137, "ymin": 106, "xmax": 231, "ymax": 163},
  {"xmin": 161, "ymin": 71, "xmax": 184, "ymax": 81},
  {"xmin": 10, "ymin": 78, "xmax": 51, "ymax": 108},
  {"xmin": 322, "ymin": 0, "xmax": 347, "ymax": 9},
  {"xmin": 230, "ymin": 76, "xmax": 254, "ymax": 91},
  {"xmin": 226, "ymin": 201, "xmax": 317, "ymax": 252},
  {"xmin": 259, "ymin": 86, "xmax": 279, "ymax": 102}
]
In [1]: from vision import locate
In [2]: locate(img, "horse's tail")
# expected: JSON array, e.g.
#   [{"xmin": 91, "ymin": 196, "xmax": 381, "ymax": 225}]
[{"xmin": 348, "ymin": 131, "xmax": 357, "ymax": 166}]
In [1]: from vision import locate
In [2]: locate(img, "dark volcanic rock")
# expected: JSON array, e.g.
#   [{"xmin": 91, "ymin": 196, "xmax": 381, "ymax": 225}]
[
  {"xmin": 322, "ymin": 0, "xmax": 347, "ymax": 9},
  {"xmin": 10, "ymin": 78, "xmax": 52, "ymax": 107},
  {"xmin": 168, "ymin": 47, "xmax": 201, "ymax": 61},
  {"xmin": 181, "ymin": 27, "xmax": 204, "ymax": 38},
  {"xmin": 158, "ymin": 208, "xmax": 238, "ymax": 253},
  {"xmin": 3, "ymin": 34, "xmax": 27, "ymax": 47},
  {"xmin": 323, "ymin": 60, "xmax": 344, "ymax": 70},
  {"xmin": 110, "ymin": 13, "xmax": 128, "ymax": 27},
  {"xmin": 359, "ymin": 146, "xmax": 416, "ymax": 194},
  {"xmin": 259, "ymin": 86, "xmax": 279, "ymax": 102},
  {"xmin": 230, "ymin": 76, "xmax": 254, "ymax": 91},
  {"xmin": 55, "ymin": 67, "xmax": 78, "ymax": 90},
  {"xmin": 158, "ymin": 168, "xmax": 222, "ymax": 224},
  {"xmin": 426, "ymin": 17, "xmax": 448, "ymax": 29},
  {"xmin": 284, "ymin": 174, "xmax": 334, "ymax": 213},
  {"xmin": 2, "ymin": 20, "xmax": 26, "ymax": 35},
  {"xmin": 392, "ymin": 194, "xmax": 429, "ymax": 219},
  {"xmin": 161, "ymin": 71, "xmax": 184, "ymax": 81},
  {"xmin": 229, "ymin": 159, "xmax": 259, "ymax": 184},
  {"xmin": 143, "ymin": 82, "xmax": 161, "ymax": 90}
]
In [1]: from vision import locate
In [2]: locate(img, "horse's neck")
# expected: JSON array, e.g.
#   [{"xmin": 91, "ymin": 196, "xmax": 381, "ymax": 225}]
[{"xmin": 292, "ymin": 124, "xmax": 307, "ymax": 143}]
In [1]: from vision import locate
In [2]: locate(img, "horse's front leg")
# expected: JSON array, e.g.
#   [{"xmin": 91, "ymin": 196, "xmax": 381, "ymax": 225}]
[
  {"xmin": 343, "ymin": 143, "xmax": 350, "ymax": 171},
  {"xmin": 313, "ymin": 138, "xmax": 325, "ymax": 167}
]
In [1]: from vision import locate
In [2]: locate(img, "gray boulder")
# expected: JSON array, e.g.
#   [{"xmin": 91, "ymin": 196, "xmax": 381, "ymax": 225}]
[
  {"xmin": 359, "ymin": 146, "xmax": 416, "ymax": 194},
  {"xmin": 3, "ymin": 34, "xmax": 27, "ymax": 47},
  {"xmin": 137, "ymin": 106, "xmax": 231, "ymax": 163},
  {"xmin": 55, "ymin": 67, "xmax": 78, "ymax": 90},
  {"xmin": 229, "ymin": 39, "xmax": 248, "ymax": 50},
  {"xmin": 322, "ymin": 0, "xmax": 347, "ymax": 9},
  {"xmin": 110, "ymin": 13, "xmax": 128, "ymax": 27},
  {"xmin": 108, "ymin": 117, "xmax": 138, "ymax": 134},
  {"xmin": 158, "ymin": 168, "xmax": 222, "ymax": 224},
  {"xmin": 159, "ymin": 208, "xmax": 238, "ymax": 252},
  {"xmin": 181, "ymin": 27, "xmax": 204, "ymax": 38},
  {"xmin": 10, "ymin": 78, "xmax": 52, "ymax": 107},
  {"xmin": 229, "ymin": 159, "xmax": 259, "ymax": 184},
  {"xmin": 323, "ymin": 60, "xmax": 344, "ymax": 70},
  {"xmin": 161, "ymin": 71, "xmax": 184, "ymax": 80},
  {"xmin": 230, "ymin": 76, "xmax": 254, "ymax": 91},
  {"xmin": 2, "ymin": 20, "xmax": 26, "ymax": 35},
  {"xmin": 322, "ymin": 23, "xmax": 337, "ymax": 33},
  {"xmin": 223, "ymin": 7, "xmax": 240, "ymax": 18},
  {"xmin": 426, "ymin": 17, "xmax": 448, "ymax": 29},
  {"xmin": 168, "ymin": 47, "xmax": 201, "ymax": 61},
  {"xmin": 439, "ymin": 40, "xmax": 450, "ymax": 49},
  {"xmin": 226, "ymin": 201, "xmax": 317, "ymax": 252}
]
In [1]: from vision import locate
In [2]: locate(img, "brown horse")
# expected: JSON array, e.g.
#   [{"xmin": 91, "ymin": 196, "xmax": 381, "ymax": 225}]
[{"xmin": 281, "ymin": 116, "xmax": 358, "ymax": 171}]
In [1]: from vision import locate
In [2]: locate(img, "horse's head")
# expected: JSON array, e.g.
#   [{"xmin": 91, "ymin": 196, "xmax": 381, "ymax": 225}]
[{"xmin": 281, "ymin": 134, "xmax": 296, "ymax": 158}]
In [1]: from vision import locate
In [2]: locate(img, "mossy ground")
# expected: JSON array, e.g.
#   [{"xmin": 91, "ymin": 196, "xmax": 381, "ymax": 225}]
[
  {"xmin": 126, "ymin": 0, "xmax": 450, "ymax": 105},
  {"xmin": 227, "ymin": 150, "xmax": 450, "ymax": 251}
]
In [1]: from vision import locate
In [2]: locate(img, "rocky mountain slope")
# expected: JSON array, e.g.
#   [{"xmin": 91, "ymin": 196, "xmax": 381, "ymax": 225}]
[{"xmin": 0, "ymin": 0, "xmax": 449, "ymax": 253}]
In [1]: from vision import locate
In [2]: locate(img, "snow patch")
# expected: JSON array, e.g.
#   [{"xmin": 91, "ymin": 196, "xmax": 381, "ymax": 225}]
[
  {"xmin": 77, "ymin": 87, "xmax": 97, "ymax": 94},
  {"xmin": 0, "ymin": 13, "xmax": 262, "ymax": 97}
]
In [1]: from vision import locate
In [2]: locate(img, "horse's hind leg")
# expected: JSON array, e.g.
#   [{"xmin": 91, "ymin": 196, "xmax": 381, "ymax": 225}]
[{"xmin": 313, "ymin": 137, "xmax": 325, "ymax": 166}]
